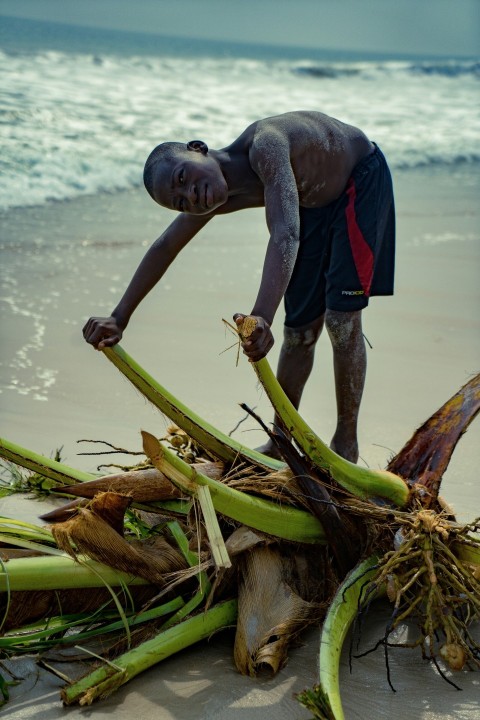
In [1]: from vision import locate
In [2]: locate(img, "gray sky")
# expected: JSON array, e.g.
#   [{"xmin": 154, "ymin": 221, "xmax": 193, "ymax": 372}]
[{"xmin": 1, "ymin": 0, "xmax": 479, "ymax": 56}]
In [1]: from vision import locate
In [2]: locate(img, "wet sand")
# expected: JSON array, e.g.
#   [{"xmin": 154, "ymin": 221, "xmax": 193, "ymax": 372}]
[{"xmin": 1, "ymin": 167, "xmax": 479, "ymax": 718}]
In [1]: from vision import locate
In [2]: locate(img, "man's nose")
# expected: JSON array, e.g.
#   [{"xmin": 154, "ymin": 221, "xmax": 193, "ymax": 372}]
[{"xmin": 187, "ymin": 184, "xmax": 197, "ymax": 205}]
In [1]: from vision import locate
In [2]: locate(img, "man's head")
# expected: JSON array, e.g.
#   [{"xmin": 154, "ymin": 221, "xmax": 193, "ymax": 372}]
[{"xmin": 143, "ymin": 140, "xmax": 228, "ymax": 215}]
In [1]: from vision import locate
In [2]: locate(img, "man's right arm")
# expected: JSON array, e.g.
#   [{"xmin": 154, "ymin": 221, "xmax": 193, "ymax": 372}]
[{"xmin": 83, "ymin": 212, "xmax": 212, "ymax": 349}]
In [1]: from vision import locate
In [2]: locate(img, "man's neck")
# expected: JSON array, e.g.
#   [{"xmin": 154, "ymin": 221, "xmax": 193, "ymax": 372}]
[{"xmin": 213, "ymin": 148, "xmax": 261, "ymax": 198}]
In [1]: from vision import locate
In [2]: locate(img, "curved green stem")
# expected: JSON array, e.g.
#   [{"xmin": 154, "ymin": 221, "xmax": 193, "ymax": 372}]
[
  {"xmin": 252, "ymin": 357, "xmax": 410, "ymax": 507},
  {"xmin": 103, "ymin": 345, "xmax": 283, "ymax": 470},
  {"xmin": 142, "ymin": 431, "xmax": 325, "ymax": 544},
  {"xmin": 0, "ymin": 437, "xmax": 94, "ymax": 486},
  {"xmin": 61, "ymin": 599, "xmax": 238, "ymax": 706},
  {"xmin": 298, "ymin": 554, "xmax": 382, "ymax": 720},
  {"xmin": 0, "ymin": 554, "xmax": 148, "ymax": 592}
]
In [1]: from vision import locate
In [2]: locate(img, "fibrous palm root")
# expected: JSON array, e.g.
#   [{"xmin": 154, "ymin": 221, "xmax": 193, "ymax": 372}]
[{"xmin": 352, "ymin": 508, "xmax": 480, "ymax": 690}]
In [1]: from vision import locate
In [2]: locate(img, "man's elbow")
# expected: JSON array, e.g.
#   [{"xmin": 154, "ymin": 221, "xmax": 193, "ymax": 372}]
[{"xmin": 272, "ymin": 227, "xmax": 299, "ymax": 257}]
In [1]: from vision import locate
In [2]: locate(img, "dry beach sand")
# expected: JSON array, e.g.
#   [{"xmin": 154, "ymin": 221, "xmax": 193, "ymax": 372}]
[{"xmin": 0, "ymin": 167, "xmax": 479, "ymax": 718}]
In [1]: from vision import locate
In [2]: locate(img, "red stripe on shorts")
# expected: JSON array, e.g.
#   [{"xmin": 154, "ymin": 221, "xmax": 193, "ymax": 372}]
[{"xmin": 345, "ymin": 178, "xmax": 374, "ymax": 297}]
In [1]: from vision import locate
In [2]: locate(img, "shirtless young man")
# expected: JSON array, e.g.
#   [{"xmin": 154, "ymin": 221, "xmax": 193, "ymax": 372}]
[{"xmin": 83, "ymin": 111, "xmax": 395, "ymax": 463}]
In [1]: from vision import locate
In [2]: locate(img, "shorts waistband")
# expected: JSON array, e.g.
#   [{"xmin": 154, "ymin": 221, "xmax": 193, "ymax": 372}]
[{"xmin": 351, "ymin": 142, "xmax": 385, "ymax": 178}]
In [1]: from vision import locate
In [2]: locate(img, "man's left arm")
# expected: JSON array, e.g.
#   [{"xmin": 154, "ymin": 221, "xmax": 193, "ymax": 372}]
[{"xmin": 235, "ymin": 139, "xmax": 300, "ymax": 360}]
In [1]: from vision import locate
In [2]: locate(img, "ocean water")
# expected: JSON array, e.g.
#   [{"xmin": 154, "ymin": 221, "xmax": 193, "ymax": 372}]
[{"xmin": 0, "ymin": 15, "xmax": 479, "ymax": 212}]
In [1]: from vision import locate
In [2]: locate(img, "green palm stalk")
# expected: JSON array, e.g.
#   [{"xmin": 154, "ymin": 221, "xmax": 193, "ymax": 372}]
[
  {"xmin": 61, "ymin": 599, "xmax": 238, "ymax": 706},
  {"xmin": 0, "ymin": 438, "xmax": 94, "ymax": 486},
  {"xmin": 253, "ymin": 357, "xmax": 409, "ymax": 506},
  {"xmin": 235, "ymin": 316, "xmax": 409, "ymax": 507},
  {"xmin": 142, "ymin": 431, "xmax": 325, "ymax": 544},
  {"xmin": 0, "ymin": 597, "xmax": 184, "ymax": 654},
  {"xmin": 102, "ymin": 345, "xmax": 283, "ymax": 470},
  {"xmin": 0, "ymin": 555, "xmax": 149, "ymax": 592},
  {"xmin": 296, "ymin": 555, "xmax": 382, "ymax": 720}
]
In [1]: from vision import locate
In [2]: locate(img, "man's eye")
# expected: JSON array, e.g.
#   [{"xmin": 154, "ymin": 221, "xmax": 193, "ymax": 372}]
[
  {"xmin": 179, "ymin": 170, "xmax": 184, "ymax": 185},
  {"xmin": 179, "ymin": 199, "xmax": 185, "ymax": 211}
]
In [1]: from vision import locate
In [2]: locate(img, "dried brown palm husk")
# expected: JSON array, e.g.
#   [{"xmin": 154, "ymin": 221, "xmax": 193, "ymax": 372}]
[
  {"xmin": 51, "ymin": 492, "xmax": 187, "ymax": 585},
  {"xmin": 57, "ymin": 468, "xmax": 184, "ymax": 502},
  {"xmin": 234, "ymin": 545, "xmax": 323, "ymax": 676},
  {"xmin": 55, "ymin": 462, "xmax": 224, "ymax": 501},
  {"xmin": 39, "ymin": 498, "xmax": 89, "ymax": 523},
  {"xmin": 225, "ymin": 466, "xmax": 312, "ymax": 511},
  {"xmin": 39, "ymin": 462, "xmax": 225, "ymax": 523},
  {"xmin": 203, "ymin": 526, "xmax": 274, "ymax": 606},
  {"xmin": 387, "ymin": 372, "xmax": 480, "ymax": 508}
]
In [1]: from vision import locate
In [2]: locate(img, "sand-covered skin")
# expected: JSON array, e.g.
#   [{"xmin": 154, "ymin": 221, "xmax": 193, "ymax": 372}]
[{"xmin": 0, "ymin": 167, "xmax": 479, "ymax": 718}]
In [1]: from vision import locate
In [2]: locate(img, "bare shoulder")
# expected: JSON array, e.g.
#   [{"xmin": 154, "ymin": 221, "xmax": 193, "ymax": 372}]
[
  {"xmin": 253, "ymin": 111, "xmax": 332, "ymax": 139},
  {"xmin": 245, "ymin": 111, "xmax": 372, "ymax": 207},
  {"xmin": 248, "ymin": 116, "xmax": 293, "ymax": 178},
  {"xmin": 248, "ymin": 111, "xmax": 342, "ymax": 165},
  {"xmin": 228, "ymin": 111, "xmax": 371, "ymax": 207},
  {"xmin": 253, "ymin": 111, "xmax": 368, "ymax": 153}
]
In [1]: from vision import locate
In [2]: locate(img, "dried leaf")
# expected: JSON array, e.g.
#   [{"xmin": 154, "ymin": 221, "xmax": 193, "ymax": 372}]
[
  {"xmin": 60, "ymin": 462, "xmax": 224, "ymax": 502},
  {"xmin": 234, "ymin": 545, "xmax": 320, "ymax": 676},
  {"xmin": 388, "ymin": 373, "xmax": 480, "ymax": 504},
  {"xmin": 51, "ymin": 493, "xmax": 187, "ymax": 585}
]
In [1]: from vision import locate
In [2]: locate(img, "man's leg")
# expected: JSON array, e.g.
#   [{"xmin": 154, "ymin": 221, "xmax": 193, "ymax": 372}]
[
  {"xmin": 325, "ymin": 308, "xmax": 366, "ymax": 463},
  {"xmin": 256, "ymin": 314, "xmax": 324, "ymax": 458}
]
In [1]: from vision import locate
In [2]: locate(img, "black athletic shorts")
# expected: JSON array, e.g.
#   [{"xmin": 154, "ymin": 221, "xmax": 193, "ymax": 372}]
[{"xmin": 284, "ymin": 144, "xmax": 395, "ymax": 328}]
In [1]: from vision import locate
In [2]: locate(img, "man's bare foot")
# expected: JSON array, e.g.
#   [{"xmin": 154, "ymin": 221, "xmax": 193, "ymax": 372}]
[
  {"xmin": 330, "ymin": 435, "xmax": 359, "ymax": 463},
  {"xmin": 254, "ymin": 440, "xmax": 284, "ymax": 461}
]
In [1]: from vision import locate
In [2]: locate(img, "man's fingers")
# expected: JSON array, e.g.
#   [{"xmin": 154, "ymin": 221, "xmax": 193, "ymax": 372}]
[
  {"xmin": 87, "ymin": 327, "xmax": 107, "ymax": 346},
  {"xmin": 242, "ymin": 334, "xmax": 274, "ymax": 361},
  {"xmin": 233, "ymin": 313, "xmax": 245, "ymax": 326},
  {"xmin": 82, "ymin": 318, "xmax": 94, "ymax": 337},
  {"xmin": 83, "ymin": 316, "xmax": 123, "ymax": 348},
  {"xmin": 244, "ymin": 347, "xmax": 270, "ymax": 362},
  {"xmin": 98, "ymin": 335, "xmax": 121, "ymax": 350},
  {"xmin": 232, "ymin": 314, "xmax": 273, "ymax": 360}
]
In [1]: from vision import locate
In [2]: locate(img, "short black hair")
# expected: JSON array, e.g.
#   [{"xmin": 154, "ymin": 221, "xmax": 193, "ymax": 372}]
[{"xmin": 143, "ymin": 141, "xmax": 185, "ymax": 199}]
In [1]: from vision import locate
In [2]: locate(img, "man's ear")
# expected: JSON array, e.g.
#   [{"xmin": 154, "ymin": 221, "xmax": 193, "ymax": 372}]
[{"xmin": 187, "ymin": 140, "xmax": 208, "ymax": 154}]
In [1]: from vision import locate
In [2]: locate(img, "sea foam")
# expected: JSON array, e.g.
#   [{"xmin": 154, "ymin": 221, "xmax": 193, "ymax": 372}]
[{"xmin": 1, "ymin": 45, "xmax": 479, "ymax": 212}]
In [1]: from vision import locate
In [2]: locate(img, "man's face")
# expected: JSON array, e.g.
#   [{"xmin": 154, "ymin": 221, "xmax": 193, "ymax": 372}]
[{"xmin": 152, "ymin": 148, "xmax": 228, "ymax": 215}]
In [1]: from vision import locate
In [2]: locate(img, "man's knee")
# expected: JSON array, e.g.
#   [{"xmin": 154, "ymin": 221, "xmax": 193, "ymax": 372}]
[
  {"xmin": 282, "ymin": 315, "xmax": 325, "ymax": 353},
  {"xmin": 325, "ymin": 309, "xmax": 363, "ymax": 348}
]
